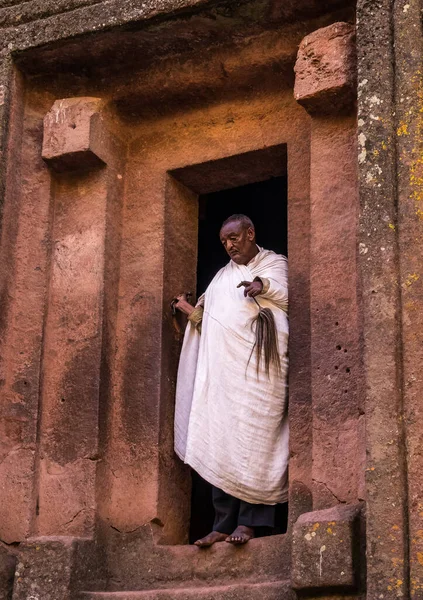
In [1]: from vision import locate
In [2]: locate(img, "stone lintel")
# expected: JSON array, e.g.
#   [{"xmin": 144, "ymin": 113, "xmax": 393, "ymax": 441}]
[
  {"xmin": 42, "ymin": 97, "xmax": 108, "ymax": 172},
  {"xmin": 292, "ymin": 504, "xmax": 361, "ymax": 591},
  {"xmin": 294, "ymin": 22, "xmax": 356, "ymax": 115}
]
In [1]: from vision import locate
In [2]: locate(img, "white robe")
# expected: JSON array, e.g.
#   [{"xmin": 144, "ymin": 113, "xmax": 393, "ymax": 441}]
[{"xmin": 174, "ymin": 248, "xmax": 289, "ymax": 504}]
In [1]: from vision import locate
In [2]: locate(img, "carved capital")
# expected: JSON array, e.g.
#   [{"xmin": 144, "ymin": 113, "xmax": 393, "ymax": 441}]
[
  {"xmin": 294, "ymin": 22, "xmax": 356, "ymax": 115},
  {"xmin": 42, "ymin": 97, "xmax": 108, "ymax": 172}
]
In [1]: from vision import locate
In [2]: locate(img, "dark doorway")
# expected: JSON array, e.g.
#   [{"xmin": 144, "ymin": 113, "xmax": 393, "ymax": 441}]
[
  {"xmin": 189, "ymin": 175, "xmax": 288, "ymax": 544},
  {"xmin": 196, "ymin": 177, "xmax": 288, "ymax": 295}
]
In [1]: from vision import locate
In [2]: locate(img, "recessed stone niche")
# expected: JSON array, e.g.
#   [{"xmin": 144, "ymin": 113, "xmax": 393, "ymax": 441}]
[{"xmin": 0, "ymin": 1, "xmax": 361, "ymax": 598}]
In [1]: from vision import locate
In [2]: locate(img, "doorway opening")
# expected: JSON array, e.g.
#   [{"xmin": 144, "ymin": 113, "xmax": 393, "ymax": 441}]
[
  {"xmin": 189, "ymin": 175, "xmax": 288, "ymax": 544},
  {"xmin": 196, "ymin": 177, "xmax": 288, "ymax": 295}
]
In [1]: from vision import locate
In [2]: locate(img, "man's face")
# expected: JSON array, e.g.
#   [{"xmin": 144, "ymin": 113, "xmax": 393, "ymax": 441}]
[{"xmin": 219, "ymin": 220, "xmax": 256, "ymax": 265}]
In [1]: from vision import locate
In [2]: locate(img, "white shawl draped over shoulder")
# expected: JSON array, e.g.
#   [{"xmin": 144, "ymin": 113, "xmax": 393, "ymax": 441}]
[{"xmin": 174, "ymin": 248, "xmax": 289, "ymax": 504}]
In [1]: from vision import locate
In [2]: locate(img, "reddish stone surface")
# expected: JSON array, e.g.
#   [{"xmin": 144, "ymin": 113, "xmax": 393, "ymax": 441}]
[
  {"xmin": 392, "ymin": 1, "xmax": 423, "ymax": 596},
  {"xmin": 286, "ymin": 123, "xmax": 313, "ymax": 527},
  {"xmin": 308, "ymin": 115, "xmax": 361, "ymax": 509},
  {"xmin": 36, "ymin": 169, "xmax": 107, "ymax": 537},
  {"xmin": 0, "ymin": 2, "xmax": 367, "ymax": 599},
  {"xmin": 42, "ymin": 98, "xmax": 105, "ymax": 171},
  {"xmin": 0, "ymin": 79, "xmax": 52, "ymax": 543},
  {"xmin": 293, "ymin": 25, "xmax": 361, "ymax": 509},
  {"xmin": 79, "ymin": 582, "xmax": 293, "ymax": 600},
  {"xmin": 294, "ymin": 22, "xmax": 356, "ymax": 114},
  {"xmin": 0, "ymin": 546, "xmax": 16, "ymax": 600},
  {"xmin": 12, "ymin": 537, "xmax": 102, "ymax": 600},
  {"xmin": 103, "ymin": 526, "xmax": 290, "ymax": 590},
  {"xmin": 292, "ymin": 504, "xmax": 361, "ymax": 590},
  {"xmin": 357, "ymin": 0, "xmax": 410, "ymax": 598},
  {"xmin": 36, "ymin": 99, "xmax": 124, "ymax": 537}
]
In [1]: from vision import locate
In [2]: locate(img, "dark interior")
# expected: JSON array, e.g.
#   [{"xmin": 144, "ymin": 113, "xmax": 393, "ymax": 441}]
[
  {"xmin": 189, "ymin": 176, "xmax": 289, "ymax": 544},
  {"xmin": 196, "ymin": 176, "xmax": 288, "ymax": 295}
]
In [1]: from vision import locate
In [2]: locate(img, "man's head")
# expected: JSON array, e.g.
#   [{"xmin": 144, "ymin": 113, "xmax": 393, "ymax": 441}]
[{"xmin": 219, "ymin": 214, "xmax": 258, "ymax": 265}]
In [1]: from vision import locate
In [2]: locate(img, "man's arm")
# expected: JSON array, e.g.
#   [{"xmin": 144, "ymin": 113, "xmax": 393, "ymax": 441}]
[
  {"xmin": 238, "ymin": 273, "xmax": 288, "ymax": 310},
  {"xmin": 255, "ymin": 275, "xmax": 288, "ymax": 310},
  {"xmin": 174, "ymin": 294, "xmax": 204, "ymax": 332}
]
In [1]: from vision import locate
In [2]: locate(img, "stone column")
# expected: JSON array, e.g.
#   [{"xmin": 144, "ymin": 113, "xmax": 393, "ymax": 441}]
[
  {"xmin": 36, "ymin": 98, "xmax": 124, "ymax": 536},
  {"xmin": 0, "ymin": 65, "xmax": 47, "ymax": 544},
  {"xmin": 393, "ymin": 1, "xmax": 423, "ymax": 595},
  {"xmin": 356, "ymin": 0, "xmax": 409, "ymax": 597},
  {"xmin": 291, "ymin": 21, "xmax": 363, "ymax": 592},
  {"xmin": 294, "ymin": 22, "xmax": 362, "ymax": 510}
]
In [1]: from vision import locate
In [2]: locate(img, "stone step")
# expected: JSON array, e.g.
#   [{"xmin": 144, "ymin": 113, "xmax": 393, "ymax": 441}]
[
  {"xmin": 104, "ymin": 531, "xmax": 290, "ymax": 590},
  {"xmin": 79, "ymin": 581, "xmax": 293, "ymax": 600}
]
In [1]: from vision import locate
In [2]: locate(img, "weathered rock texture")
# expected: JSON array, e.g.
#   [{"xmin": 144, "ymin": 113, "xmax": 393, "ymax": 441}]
[
  {"xmin": 294, "ymin": 22, "xmax": 356, "ymax": 113},
  {"xmin": 0, "ymin": 547, "xmax": 16, "ymax": 600},
  {"xmin": 292, "ymin": 504, "xmax": 361, "ymax": 590},
  {"xmin": 0, "ymin": 0, "xmax": 419, "ymax": 599},
  {"xmin": 42, "ymin": 98, "xmax": 106, "ymax": 171}
]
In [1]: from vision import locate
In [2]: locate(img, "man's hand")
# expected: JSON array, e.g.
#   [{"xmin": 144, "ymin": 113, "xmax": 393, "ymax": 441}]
[
  {"xmin": 237, "ymin": 280, "xmax": 263, "ymax": 298},
  {"xmin": 173, "ymin": 293, "xmax": 195, "ymax": 316}
]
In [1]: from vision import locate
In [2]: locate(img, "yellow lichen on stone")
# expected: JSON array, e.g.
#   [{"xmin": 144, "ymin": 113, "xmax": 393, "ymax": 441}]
[
  {"xmin": 397, "ymin": 122, "xmax": 409, "ymax": 136},
  {"xmin": 408, "ymin": 72, "xmax": 423, "ymax": 216},
  {"xmin": 405, "ymin": 273, "xmax": 420, "ymax": 287}
]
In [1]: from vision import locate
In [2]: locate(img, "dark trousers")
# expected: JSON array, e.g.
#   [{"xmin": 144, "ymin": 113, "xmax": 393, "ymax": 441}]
[{"xmin": 212, "ymin": 485, "xmax": 276, "ymax": 533}]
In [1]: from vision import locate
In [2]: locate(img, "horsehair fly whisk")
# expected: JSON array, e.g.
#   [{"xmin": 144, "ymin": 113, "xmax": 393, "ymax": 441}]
[{"xmin": 248, "ymin": 296, "xmax": 281, "ymax": 379}]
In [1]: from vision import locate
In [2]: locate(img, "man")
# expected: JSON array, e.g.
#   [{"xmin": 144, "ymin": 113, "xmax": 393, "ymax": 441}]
[{"xmin": 174, "ymin": 214, "xmax": 289, "ymax": 546}]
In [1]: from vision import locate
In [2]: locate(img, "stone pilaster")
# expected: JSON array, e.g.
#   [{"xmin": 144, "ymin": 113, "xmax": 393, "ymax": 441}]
[
  {"xmin": 392, "ymin": 0, "xmax": 423, "ymax": 595},
  {"xmin": 292, "ymin": 21, "xmax": 363, "ymax": 589},
  {"xmin": 356, "ymin": 0, "xmax": 409, "ymax": 598},
  {"xmin": 36, "ymin": 98, "xmax": 124, "ymax": 537}
]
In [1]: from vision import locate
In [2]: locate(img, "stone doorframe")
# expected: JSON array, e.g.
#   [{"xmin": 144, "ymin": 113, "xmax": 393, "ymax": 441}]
[
  {"xmin": 2, "ymin": 0, "xmax": 422, "ymax": 598},
  {"xmin": 0, "ymin": 0, "xmax": 360, "ymax": 572},
  {"xmin": 161, "ymin": 144, "xmax": 289, "ymax": 541}
]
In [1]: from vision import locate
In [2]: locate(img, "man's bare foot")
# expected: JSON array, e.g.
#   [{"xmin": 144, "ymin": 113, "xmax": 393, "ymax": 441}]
[
  {"xmin": 226, "ymin": 525, "xmax": 254, "ymax": 545},
  {"xmin": 194, "ymin": 531, "xmax": 228, "ymax": 547}
]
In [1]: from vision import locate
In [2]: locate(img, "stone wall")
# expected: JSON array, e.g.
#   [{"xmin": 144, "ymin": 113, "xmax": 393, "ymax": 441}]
[
  {"xmin": 1, "ymin": 0, "xmax": 422, "ymax": 599},
  {"xmin": 357, "ymin": 0, "xmax": 423, "ymax": 598},
  {"xmin": 0, "ymin": 2, "xmax": 360, "ymax": 599}
]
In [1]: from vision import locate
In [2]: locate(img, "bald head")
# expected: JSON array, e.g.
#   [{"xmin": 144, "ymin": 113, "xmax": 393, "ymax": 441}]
[
  {"xmin": 221, "ymin": 214, "xmax": 255, "ymax": 232},
  {"xmin": 219, "ymin": 214, "xmax": 259, "ymax": 265}
]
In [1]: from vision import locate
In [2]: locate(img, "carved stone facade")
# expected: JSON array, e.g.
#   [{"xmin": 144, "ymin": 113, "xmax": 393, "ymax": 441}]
[{"xmin": 0, "ymin": 1, "xmax": 421, "ymax": 599}]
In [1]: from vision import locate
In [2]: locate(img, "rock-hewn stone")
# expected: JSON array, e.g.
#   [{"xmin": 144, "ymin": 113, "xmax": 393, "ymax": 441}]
[
  {"xmin": 292, "ymin": 504, "xmax": 361, "ymax": 590},
  {"xmin": 294, "ymin": 22, "xmax": 356, "ymax": 114},
  {"xmin": 42, "ymin": 97, "xmax": 105, "ymax": 171},
  {"xmin": 12, "ymin": 537, "xmax": 100, "ymax": 600},
  {"xmin": 0, "ymin": 546, "xmax": 16, "ymax": 600},
  {"xmin": 37, "ymin": 97, "xmax": 124, "ymax": 538},
  {"xmin": 356, "ymin": 0, "xmax": 410, "ymax": 598}
]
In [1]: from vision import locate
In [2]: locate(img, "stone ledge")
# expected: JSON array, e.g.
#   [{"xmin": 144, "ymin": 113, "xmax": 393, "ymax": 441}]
[{"xmin": 12, "ymin": 536, "xmax": 103, "ymax": 600}]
